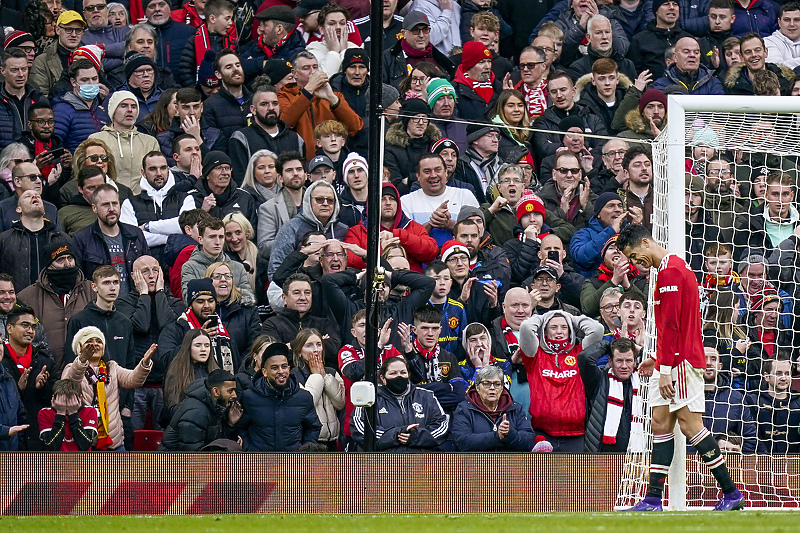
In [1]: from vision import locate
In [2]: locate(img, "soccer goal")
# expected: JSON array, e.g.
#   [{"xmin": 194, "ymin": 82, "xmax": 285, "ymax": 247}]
[{"xmin": 615, "ymin": 95, "xmax": 800, "ymax": 511}]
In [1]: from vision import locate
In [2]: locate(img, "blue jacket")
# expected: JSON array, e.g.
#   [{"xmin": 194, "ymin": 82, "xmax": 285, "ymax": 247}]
[
  {"xmin": 732, "ymin": 0, "xmax": 779, "ymax": 37},
  {"xmin": 81, "ymin": 24, "xmax": 130, "ymax": 71},
  {"xmin": 0, "ymin": 364, "xmax": 26, "ymax": 451},
  {"xmin": 71, "ymin": 220, "xmax": 149, "ymax": 293},
  {"xmin": 451, "ymin": 388, "xmax": 533, "ymax": 452},
  {"xmin": 240, "ymin": 373, "xmax": 321, "ymax": 451},
  {"xmin": 700, "ymin": 379, "xmax": 757, "ymax": 455},
  {"xmin": 241, "ymin": 30, "xmax": 307, "ymax": 81},
  {"xmin": 570, "ymin": 217, "xmax": 618, "ymax": 277},
  {"xmin": 154, "ymin": 18, "xmax": 197, "ymax": 73},
  {"xmin": 53, "ymin": 92, "xmax": 108, "ymax": 152},
  {"xmin": 651, "ymin": 63, "xmax": 725, "ymax": 95},
  {"xmin": 678, "ymin": 0, "xmax": 710, "ymax": 37},
  {"xmin": 0, "ymin": 83, "xmax": 46, "ymax": 150}
]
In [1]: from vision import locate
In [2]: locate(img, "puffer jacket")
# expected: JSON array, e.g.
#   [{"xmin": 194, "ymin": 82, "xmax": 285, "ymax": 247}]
[
  {"xmin": 120, "ymin": 174, "xmax": 193, "ymax": 249},
  {"xmin": 160, "ymin": 378, "xmax": 232, "ymax": 451},
  {"xmin": 451, "ymin": 386, "xmax": 533, "ymax": 452},
  {"xmin": 81, "ymin": 24, "xmax": 130, "ymax": 70},
  {"xmin": 575, "ymin": 74, "xmax": 633, "ymax": 134},
  {"xmin": 723, "ymin": 62, "xmax": 796, "ymax": 95},
  {"xmin": 566, "ymin": 48, "xmax": 637, "ymax": 83},
  {"xmin": 62, "ymin": 355, "xmax": 150, "ymax": 449},
  {"xmin": 628, "ymin": 20, "xmax": 690, "ymax": 79},
  {"xmin": 267, "ymin": 181, "xmax": 349, "ymax": 278},
  {"xmin": 344, "ymin": 183, "xmax": 438, "ymax": 272},
  {"xmin": 0, "ymin": 83, "xmax": 46, "ymax": 150},
  {"xmin": 384, "ymin": 120, "xmax": 442, "ymax": 195},
  {"xmin": 71, "ymin": 220, "xmax": 149, "ymax": 292},
  {"xmin": 217, "ymin": 298, "xmax": 261, "ymax": 358},
  {"xmin": 0, "ymin": 362, "xmax": 26, "ymax": 451},
  {"xmin": 53, "ymin": 92, "xmax": 107, "ymax": 152},
  {"xmin": 201, "ymin": 87, "xmax": 252, "ymax": 153},
  {"xmin": 261, "ymin": 308, "xmax": 342, "ymax": 368},
  {"xmin": 570, "ymin": 216, "xmax": 620, "ymax": 277},
  {"xmin": 651, "ymin": 63, "xmax": 725, "ymax": 95},
  {"xmin": 17, "ymin": 269, "xmax": 95, "ymax": 369},
  {"xmin": 291, "ymin": 365, "xmax": 345, "ymax": 442},
  {"xmin": 239, "ymin": 373, "xmax": 321, "ymax": 451},
  {"xmin": 0, "ymin": 220, "xmax": 70, "ymax": 291},
  {"xmin": 351, "ymin": 383, "xmax": 449, "ymax": 452},
  {"xmin": 89, "ymin": 125, "xmax": 162, "ymax": 194},
  {"xmin": 154, "ymin": 18, "xmax": 197, "ymax": 73},
  {"xmin": 731, "ymin": 0, "xmax": 779, "ymax": 38}
]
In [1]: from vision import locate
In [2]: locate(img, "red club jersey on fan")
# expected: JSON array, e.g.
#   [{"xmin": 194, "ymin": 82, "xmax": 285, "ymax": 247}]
[
  {"xmin": 654, "ymin": 254, "xmax": 706, "ymax": 371},
  {"xmin": 37, "ymin": 406, "xmax": 98, "ymax": 451},
  {"xmin": 522, "ymin": 344, "xmax": 586, "ymax": 437}
]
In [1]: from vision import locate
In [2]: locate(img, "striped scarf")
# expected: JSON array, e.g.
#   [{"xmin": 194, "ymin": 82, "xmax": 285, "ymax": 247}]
[
  {"xmin": 86, "ymin": 361, "xmax": 112, "ymax": 450},
  {"xmin": 603, "ymin": 370, "xmax": 641, "ymax": 445},
  {"xmin": 501, "ymin": 317, "xmax": 519, "ymax": 354}
]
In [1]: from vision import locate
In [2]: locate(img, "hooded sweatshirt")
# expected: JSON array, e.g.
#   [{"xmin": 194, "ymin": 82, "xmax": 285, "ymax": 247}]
[{"xmin": 89, "ymin": 125, "xmax": 161, "ymax": 195}]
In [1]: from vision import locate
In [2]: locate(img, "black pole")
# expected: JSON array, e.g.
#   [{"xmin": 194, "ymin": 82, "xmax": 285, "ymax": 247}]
[{"xmin": 363, "ymin": 0, "xmax": 385, "ymax": 453}]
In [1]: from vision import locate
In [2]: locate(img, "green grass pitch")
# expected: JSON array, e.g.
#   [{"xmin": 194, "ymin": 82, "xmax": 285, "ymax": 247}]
[{"xmin": 3, "ymin": 513, "xmax": 799, "ymax": 533}]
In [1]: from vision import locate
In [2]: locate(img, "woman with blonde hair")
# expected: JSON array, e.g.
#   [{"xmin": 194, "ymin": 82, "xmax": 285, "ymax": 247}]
[
  {"xmin": 222, "ymin": 212, "xmax": 258, "ymax": 292},
  {"xmin": 291, "ymin": 328, "xmax": 345, "ymax": 450},
  {"xmin": 61, "ymin": 138, "xmax": 131, "ymax": 205},
  {"xmin": 491, "ymin": 89, "xmax": 531, "ymax": 162},
  {"xmin": 204, "ymin": 261, "xmax": 261, "ymax": 358},
  {"xmin": 162, "ymin": 329, "xmax": 219, "ymax": 422},
  {"xmin": 241, "ymin": 149, "xmax": 279, "ymax": 209}
]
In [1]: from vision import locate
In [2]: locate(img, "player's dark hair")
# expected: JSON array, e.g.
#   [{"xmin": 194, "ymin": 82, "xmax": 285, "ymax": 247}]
[
  {"xmin": 615, "ymin": 224, "xmax": 652, "ymax": 253},
  {"xmin": 414, "ymin": 305, "xmax": 443, "ymax": 325}
]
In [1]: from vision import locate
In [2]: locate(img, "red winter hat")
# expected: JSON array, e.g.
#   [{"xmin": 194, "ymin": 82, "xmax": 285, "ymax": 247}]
[
  {"xmin": 70, "ymin": 44, "xmax": 105, "ymax": 71},
  {"xmin": 4, "ymin": 30, "xmax": 34, "ymax": 49},
  {"xmin": 515, "ymin": 192, "xmax": 545, "ymax": 222},
  {"xmin": 440, "ymin": 240, "xmax": 470, "ymax": 263},
  {"xmin": 461, "ymin": 41, "xmax": 492, "ymax": 71},
  {"xmin": 748, "ymin": 286, "xmax": 781, "ymax": 312}
]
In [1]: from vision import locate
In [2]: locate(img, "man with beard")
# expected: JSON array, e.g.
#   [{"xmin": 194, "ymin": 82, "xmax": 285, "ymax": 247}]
[
  {"xmin": 652, "ymin": 36, "xmax": 725, "ymax": 94},
  {"xmin": 617, "ymin": 88, "xmax": 667, "ymax": 142},
  {"xmin": 241, "ymin": 6, "xmax": 306, "ymax": 79},
  {"xmin": 160, "ymin": 369, "xmax": 240, "ymax": 451},
  {"xmin": 745, "ymin": 354, "xmax": 800, "ymax": 454},
  {"xmin": 0, "ymin": 162, "xmax": 60, "ymax": 233},
  {"xmin": 239, "ymin": 342, "xmax": 320, "ymax": 451},
  {"xmin": 72, "ymin": 184, "xmax": 150, "ymax": 296},
  {"xmin": 453, "ymin": 41, "xmax": 498, "ymax": 120},
  {"xmin": 19, "ymin": 243, "xmax": 95, "ymax": 369},
  {"xmin": 18, "ymin": 103, "xmax": 72, "ymax": 187},
  {"xmin": 0, "ymin": 190, "xmax": 69, "ymax": 291},
  {"xmin": 704, "ymin": 157, "xmax": 744, "ymax": 239},
  {"xmin": 257, "ymin": 152, "xmax": 307, "ymax": 261},
  {"xmin": 157, "ymin": 88, "xmax": 221, "ymax": 160},
  {"xmin": 354, "ymin": 0, "xmax": 404, "ymax": 51},
  {"xmin": 329, "ymin": 49, "xmax": 369, "ymax": 119},
  {"xmin": 144, "ymin": 0, "xmax": 196, "ymax": 73},
  {"xmin": 229, "ymin": 80, "xmax": 304, "ymax": 185},
  {"xmin": 565, "ymin": 15, "xmax": 638, "ymax": 82},
  {"xmin": 202, "ymin": 50, "xmax": 251, "ymax": 153}
]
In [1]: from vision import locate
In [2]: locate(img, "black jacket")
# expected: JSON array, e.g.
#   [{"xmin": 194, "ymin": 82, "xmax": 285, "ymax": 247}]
[
  {"xmin": 0, "ymin": 82, "xmax": 46, "ymax": 150},
  {"xmin": 530, "ymin": 103, "xmax": 608, "ymax": 166},
  {"xmin": 160, "ymin": 378, "xmax": 232, "ymax": 451},
  {"xmin": 566, "ymin": 48, "xmax": 637, "ymax": 83},
  {"xmin": 0, "ymin": 362, "xmax": 26, "ymax": 451},
  {"xmin": 1, "ymin": 343, "xmax": 55, "ymax": 450},
  {"xmin": 351, "ymin": 384, "xmax": 449, "ymax": 451},
  {"xmin": 330, "ymin": 73, "xmax": 369, "ymax": 119},
  {"xmin": 154, "ymin": 18, "xmax": 197, "ymax": 74},
  {"xmin": 201, "ymin": 86, "xmax": 253, "ymax": 152},
  {"xmin": 187, "ymin": 177, "xmax": 256, "ymax": 222},
  {"xmin": 241, "ymin": 30, "xmax": 307, "ymax": 81},
  {"xmin": 381, "ymin": 39, "xmax": 455, "ymax": 88},
  {"xmin": 454, "ymin": 81, "xmax": 497, "ymax": 122},
  {"xmin": 0, "ymin": 220, "xmax": 70, "ymax": 290},
  {"xmin": 383, "ymin": 120, "xmax": 442, "ymax": 196},
  {"xmin": 579, "ymin": 340, "xmax": 633, "ymax": 453},
  {"xmin": 239, "ymin": 373, "xmax": 320, "ymax": 451},
  {"xmin": 261, "ymin": 308, "xmax": 341, "ymax": 369},
  {"xmin": 723, "ymin": 62, "xmax": 796, "ymax": 96},
  {"xmin": 228, "ymin": 121, "xmax": 305, "ymax": 185},
  {"xmin": 627, "ymin": 21, "xmax": 690, "ymax": 80},
  {"xmin": 218, "ymin": 299, "xmax": 261, "ymax": 358},
  {"xmin": 0, "ymin": 196, "xmax": 60, "ymax": 233},
  {"xmin": 125, "ymin": 184, "xmax": 188, "ymax": 227},
  {"xmin": 115, "ymin": 289, "xmax": 186, "ymax": 385},
  {"xmin": 71, "ymin": 221, "xmax": 149, "ymax": 293},
  {"xmin": 64, "ymin": 302, "xmax": 135, "ymax": 370},
  {"xmin": 156, "ymin": 117, "xmax": 222, "ymax": 159}
]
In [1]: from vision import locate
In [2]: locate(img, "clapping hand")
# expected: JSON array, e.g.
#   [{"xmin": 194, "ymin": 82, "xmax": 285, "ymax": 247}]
[
  {"xmin": 378, "ymin": 318, "xmax": 393, "ymax": 350},
  {"xmin": 497, "ymin": 414, "xmax": 510, "ymax": 440}
]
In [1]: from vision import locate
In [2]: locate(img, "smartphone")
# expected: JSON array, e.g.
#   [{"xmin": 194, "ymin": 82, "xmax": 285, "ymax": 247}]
[
  {"xmin": 207, "ymin": 314, "xmax": 219, "ymax": 327},
  {"xmin": 547, "ymin": 250, "xmax": 559, "ymax": 263},
  {"xmin": 48, "ymin": 147, "xmax": 66, "ymax": 159}
]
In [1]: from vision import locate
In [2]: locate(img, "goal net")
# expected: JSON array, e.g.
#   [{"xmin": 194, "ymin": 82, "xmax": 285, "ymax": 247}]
[{"xmin": 615, "ymin": 95, "xmax": 800, "ymax": 510}]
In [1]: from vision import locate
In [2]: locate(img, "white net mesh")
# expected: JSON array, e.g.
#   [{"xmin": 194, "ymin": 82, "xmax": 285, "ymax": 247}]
[{"xmin": 616, "ymin": 106, "xmax": 800, "ymax": 509}]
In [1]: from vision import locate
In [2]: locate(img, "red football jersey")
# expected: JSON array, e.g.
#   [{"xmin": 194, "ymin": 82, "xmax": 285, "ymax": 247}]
[
  {"xmin": 654, "ymin": 254, "xmax": 706, "ymax": 371},
  {"xmin": 523, "ymin": 344, "xmax": 586, "ymax": 437},
  {"xmin": 38, "ymin": 406, "xmax": 98, "ymax": 451}
]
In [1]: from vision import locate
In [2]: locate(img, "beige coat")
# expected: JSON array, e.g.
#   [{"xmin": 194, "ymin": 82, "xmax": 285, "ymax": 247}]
[
  {"xmin": 62, "ymin": 357, "xmax": 151, "ymax": 448},
  {"xmin": 300, "ymin": 372, "xmax": 345, "ymax": 442},
  {"xmin": 89, "ymin": 125, "xmax": 160, "ymax": 194}
]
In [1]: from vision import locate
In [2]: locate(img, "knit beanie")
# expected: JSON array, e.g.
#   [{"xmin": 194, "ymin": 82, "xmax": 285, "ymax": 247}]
[
  {"xmin": 652, "ymin": 0, "xmax": 671, "ymax": 14},
  {"xmin": 365, "ymin": 83, "xmax": 400, "ymax": 110},
  {"xmin": 342, "ymin": 48, "xmax": 369, "ymax": 70},
  {"xmin": 690, "ymin": 126, "xmax": 719, "ymax": 148},
  {"xmin": 601, "ymin": 235, "xmax": 619, "ymax": 258},
  {"xmin": 456, "ymin": 205, "xmax": 485, "ymax": 226},
  {"xmin": 124, "ymin": 51, "xmax": 156, "ymax": 81},
  {"xmin": 186, "ymin": 278, "xmax": 217, "ymax": 305},
  {"xmin": 263, "ymin": 58, "xmax": 293, "ymax": 85},
  {"xmin": 440, "ymin": 240, "xmax": 470, "ymax": 263},
  {"xmin": 70, "ymin": 44, "xmax": 105, "ymax": 71},
  {"xmin": 4, "ymin": 30, "xmax": 34, "ymax": 49},
  {"xmin": 427, "ymin": 78, "xmax": 456, "ymax": 109},
  {"xmin": 342, "ymin": 152, "xmax": 368, "ymax": 184},
  {"xmin": 198, "ymin": 49, "xmax": 220, "ymax": 88},
  {"xmin": 43, "ymin": 241, "xmax": 74, "ymax": 268},
  {"xmin": 638, "ymin": 88, "xmax": 667, "ymax": 114},
  {"xmin": 431, "ymin": 138, "xmax": 459, "ymax": 159},
  {"xmin": 593, "ymin": 191, "xmax": 622, "ymax": 218},
  {"xmin": 559, "ymin": 115, "xmax": 585, "ymax": 134},
  {"xmin": 71, "ymin": 326, "xmax": 106, "ymax": 360},
  {"xmin": 462, "ymin": 40, "xmax": 492, "ymax": 71},
  {"xmin": 515, "ymin": 192, "xmax": 545, "ymax": 222},
  {"xmin": 202, "ymin": 150, "xmax": 232, "ymax": 179},
  {"xmin": 748, "ymin": 286, "xmax": 781, "ymax": 312},
  {"xmin": 466, "ymin": 122, "xmax": 499, "ymax": 144},
  {"xmin": 107, "ymin": 90, "xmax": 137, "ymax": 121},
  {"xmin": 401, "ymin": 97, "xmax": 430, "ymax": 128}
]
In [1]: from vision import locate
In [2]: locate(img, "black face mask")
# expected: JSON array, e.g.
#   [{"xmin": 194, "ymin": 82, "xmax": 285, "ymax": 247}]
[
  {"xmin": 384, "ymin": 376, "xmax": 409, "ymax": 395},
  {"xmin": 47, "ymin": 266, "xmax": 80, "ymax": 295}
]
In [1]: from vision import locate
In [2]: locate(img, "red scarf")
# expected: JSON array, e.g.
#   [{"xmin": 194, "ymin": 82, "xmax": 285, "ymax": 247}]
[
  {"xmin": 702, "ymin": 271, "xmax": 740, "ymax": 289},
  {"xmin": 453, "ymin": 65, "xmax": 495, "ymax": 103},
  {"xmin": 516, "ymin": 78, "xmax": 548, "ymax": 119},
  {"xmin": 613, "ymin": 326, "xmax": 642, "ymax": 342},
  {"xmin": 597, "ymin": 262, "xmax": 640, "ymax": 282},
  {"xmin": 258, "ymin": 29, "xmax": 294, "ymax": 59},
  {"xmin": 194, "ymin": 23, "xmax": 238, "ymax": 68},
  {"xmin": 414, "ymin": 337, "xmax": 440, "ymax": 361},
  {"xmin": 400, "ymin": 39, "xmax": 435, "ymax": 71},
  {"xmin": 181, "ymin": 2, "xmax": 203, "ymax": 27},
  {"xmin": 5, "ymin": 342, "xmax": 32, "ymax": 375},
  {"xmin": 501, "ymin": 317, "xmax": 519, "ymax": 354},
  {"xmin": 759, "ymin": 330, "xmax": 776, "ymax": 359},
  {"xmin": 184, "ymin": 309, "xmax": 229, "ymax": 337},
  {"xmin": 545, "ymin": 336, "xmax": 572, "ymax": 355}
]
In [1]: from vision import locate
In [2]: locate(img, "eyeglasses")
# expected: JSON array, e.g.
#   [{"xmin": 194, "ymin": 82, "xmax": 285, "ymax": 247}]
[
  {"xmin": 407, "ymin": 27, "xmax": 431, "ymax": 36},
  {"xmin": 17, "ymin": 173, "xmax": 43, "ymax": 182},
  {"xmin": 479, "ymin": 381, "xmax": 503, "ymax": 389},
  {"xmin": 519, "ymin": 61, "xmax": 545, "ymax": 70},
  {"xmin": 446, "ymin": 255, "xmax": 469, "ymax": 264},
  {"xmin": 600, "ymin": 303, "xmax": 621, "ymax": 312},
  {"xmin": 29, "ymin": 119, "xmax": 54, "ymax": 126},
  {"xmin": 59, "ymin": 26, "xmax": 85, "ymax": 35},
  {"xmin": 14, "ymin": 322, "xmax": 36, "ymax": 331},
  {"xmin": 411, "ymin": 76, "xmax": 427, "ymax": 84},
  {"xmin": 210, "ymin": 273, "xmax": 233, "ymax": 280},
  {"xmin": 11, "ymin": 158, "xmax": 33, "ymax": 165},
  {"xmin": 213, "ymin": 165, "xmax": 232, "ymax": 173},
  {"xmin": 499, "ymin": 178, "xmax": 524, "ymax": 185},
  {"xmin": 313, "ymin": 197, "xmax": 335, "ymax": 205},
  {"xmin": 84, "ymin": 3, "xmax": 107, "ymax": 12},
  {"xmin": 707, "ymin": 169, "xmax": 733, "ymax": 176},
  {"xmin": 86, "ymin": 154, "xmax": 109, "ymax": 163},
  {"xmin": 555, "ymin": 167, "xmax": 581, "ymax": 175},
  {"xmin": 533, "ymin": 277, "xmax": 556, "ymax": 284},
  {"xmin": 324, "ymin": 251, "xmax": 345, "ymax": 258},
  {"xmin": 410, "ymin": 116, "xmax": 428, "ymax": 123},
  {"xmin": 131, "ymin": 67, "xmax": 155, "ymax": 77},
  {"xmin": 540, "ymin": 47, "xmax": 555, "ymax": 54},
  {"xmin": 603, "ymin": 150, "xmax": 627, "ymax": 158},
  {"xmin": 17, "ymin": 45, "xmax": 38, "ymax": 55}
]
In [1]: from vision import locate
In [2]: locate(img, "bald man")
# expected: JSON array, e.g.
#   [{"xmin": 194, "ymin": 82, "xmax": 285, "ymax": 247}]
[{"xmin": 0, "ymin": 162, "xmax": 60, "ymax": 232}]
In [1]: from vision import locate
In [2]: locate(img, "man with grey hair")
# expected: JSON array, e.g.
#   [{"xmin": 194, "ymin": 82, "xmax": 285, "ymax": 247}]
[
  {"xmin": 514, "ymin": 46, "xmax": 549, "ymax": 120},
  {"xmin": 80, "ymin": 0, "xmax": 131, "ymax": 71},
  {"xmin": 451, "ymin": 364, "xmax": 534, "ymax": 452},
  {"xmin": 548, "ymin": 0, "xmax": 630, "ymax": 66},
  {"xmin": 565, "ymin": 14, "xmax": 637, "ymax": 81},
  {"xmin": 594, "ymin": 138, "xmax": 630, "ymax": 195}
]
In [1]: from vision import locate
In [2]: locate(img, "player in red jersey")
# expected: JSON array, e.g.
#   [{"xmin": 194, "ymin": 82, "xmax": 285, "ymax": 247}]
[{"xmin": 616, "ymin": 224, "xmax": 744, "ymax": 511}]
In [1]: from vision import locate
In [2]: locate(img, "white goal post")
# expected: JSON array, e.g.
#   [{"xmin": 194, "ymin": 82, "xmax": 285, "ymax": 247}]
[{"xmin": 616, "ymin": 95, "xmax": 800, "ymax": 511}]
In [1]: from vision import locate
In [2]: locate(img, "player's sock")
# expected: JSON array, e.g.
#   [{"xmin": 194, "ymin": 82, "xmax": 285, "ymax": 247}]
[
  {"xmin": 690, "ymin": 428, "xmax": 737, "ymax": 495},
  {"xmin": 645, "ymin": 432, "xmax": 674, "ymax": 500}
]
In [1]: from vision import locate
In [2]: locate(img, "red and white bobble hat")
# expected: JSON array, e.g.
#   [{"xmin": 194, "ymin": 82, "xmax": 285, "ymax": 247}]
[
  {"xmin": 342, "ymin": 152, "xmax": 368, "ymax": 185},
  {"xmin": 70, "ymin": 44, "xmax": 105, "ymax": 71},
  {"xmin": 4, "ymin": 30, "xmax": 35, "ymax": 49},
  {"xmin": 440, "ymin": 240, "xmax": 470, "ymax": 263},
  {"xmin": 515, "ymin": 191, "xmax": 546, "ymax": 222}
]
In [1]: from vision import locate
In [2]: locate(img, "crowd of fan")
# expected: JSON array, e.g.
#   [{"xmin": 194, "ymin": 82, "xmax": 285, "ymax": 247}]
[{"xmin": 0, "ymin": 0, "xmax": 798, "ymax": 454}]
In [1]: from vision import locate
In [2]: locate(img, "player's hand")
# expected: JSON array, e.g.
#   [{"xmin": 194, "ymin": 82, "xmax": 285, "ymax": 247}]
[
  {"xmin": 637, "ymin": 357, "xmax": 655, "ymax": 377},
  {"xmin": 659, "ymin": 372, "xmax": 675, "ymax": 400}
]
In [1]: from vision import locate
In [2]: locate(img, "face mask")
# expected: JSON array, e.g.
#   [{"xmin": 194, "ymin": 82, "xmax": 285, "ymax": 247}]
[
  {"xmin": 384, "ymin": 376, "xmax": 409, "ymax": 395},
  {"xmin": 79, "ymin": 83, "xmax": 100, "ymax": 100},
  {"xmin": 47, "ymin": 265, "xmax": 80, "ymax": 295}
]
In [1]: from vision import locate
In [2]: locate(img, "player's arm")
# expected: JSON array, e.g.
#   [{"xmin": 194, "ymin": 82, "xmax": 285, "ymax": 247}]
[{"xmin": 654, "ymin": 268, "xmax": 685, "ymax": 375}]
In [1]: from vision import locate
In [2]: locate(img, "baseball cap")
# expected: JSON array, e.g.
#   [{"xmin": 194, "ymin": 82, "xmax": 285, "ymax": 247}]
[
  {"xmin": 308, "ymin": 155, "xmax": 335, "ymax": 173},
  {"xmin": 402, "ymin": 11, "xmax": 429, "ymax": 30},
  {"xmin": 56, "ymin": 10, "xmax": 86, "ymax": 26},
  {"xmin": 533, "ymin": 265, "xmax": 558, "ymax": 280}
]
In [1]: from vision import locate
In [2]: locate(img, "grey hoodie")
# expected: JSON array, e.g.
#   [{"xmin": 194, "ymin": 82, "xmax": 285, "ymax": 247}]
[
  {"xmin": 267, "ymin": 181, "xmax": 349, "ymax": 278},
  {"xmin": 518, "ymin": 310, "xmax": 604, "ymax": 364}
]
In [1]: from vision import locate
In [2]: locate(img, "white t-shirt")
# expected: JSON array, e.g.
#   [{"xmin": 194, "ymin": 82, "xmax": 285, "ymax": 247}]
[{"xmin": 401, "ymin": 186, "xmax": 480, "ymax": 246}]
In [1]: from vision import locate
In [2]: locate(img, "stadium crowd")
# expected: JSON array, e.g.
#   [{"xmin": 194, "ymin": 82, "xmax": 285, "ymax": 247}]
[{"xmin": 0, "ymin": 0, "xmax": 799, "ymax": 454}]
